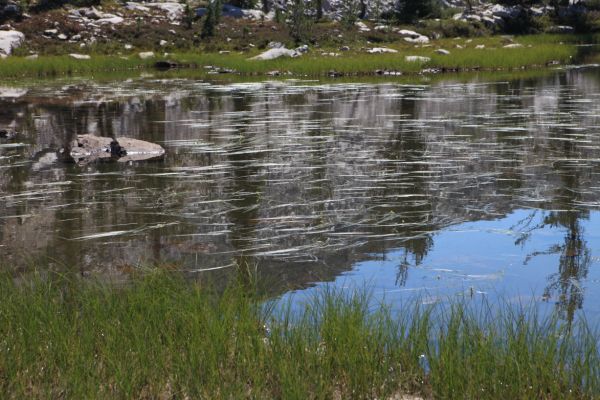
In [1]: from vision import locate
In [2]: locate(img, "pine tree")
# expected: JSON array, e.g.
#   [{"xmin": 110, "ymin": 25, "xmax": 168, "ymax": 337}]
[{"xmin": 394, "ymin": 0, "xmax": 436, "ymax": 23}]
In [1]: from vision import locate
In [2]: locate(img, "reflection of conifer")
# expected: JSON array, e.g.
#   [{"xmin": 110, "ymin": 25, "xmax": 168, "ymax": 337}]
[{"xmin": 542, "ymin": 212, "xmax": 591, "ymax": 326}]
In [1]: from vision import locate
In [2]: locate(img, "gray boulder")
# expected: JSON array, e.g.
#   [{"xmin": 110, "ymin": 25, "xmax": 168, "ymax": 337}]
[
  {"xmin": 249, "ymin": 47, "xmax": 300, "ymax": 60},
  {"xmin": 0, "ymin": 29, "xmax": 23, "ymax": 56},
  {"xmin": 68, "ymin": 134, "xmax": 165, "ymax": 165}
]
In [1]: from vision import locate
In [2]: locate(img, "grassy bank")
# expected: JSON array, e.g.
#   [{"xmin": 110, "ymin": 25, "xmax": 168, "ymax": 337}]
[
  {"xmin": 0, "ymin": 34, "xmax": 585, "ymax": 79},
  {"xmin": 0, "ymin": 270, "xmax": 598, "ymax": 399}
]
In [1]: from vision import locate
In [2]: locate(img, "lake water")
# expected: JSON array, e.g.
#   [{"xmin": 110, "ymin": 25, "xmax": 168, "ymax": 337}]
[{"xmin": 1, "ymin": 67, "xmax": 600, "ymax": 324}]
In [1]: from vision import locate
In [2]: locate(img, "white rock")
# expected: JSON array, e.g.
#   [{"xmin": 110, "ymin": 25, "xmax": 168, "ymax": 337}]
[
  {"xmin": 249, "ymin": 47, "xmax": 299, "ymax": 60},
  {"xmin": 475, "ymin": 44, "xmax": 485, "ymax": 49},
  {"xmin": 530, "ymin": 6, "xmax": 544, "ymax": 16},
  {"xmin": 491, "ymin": 4, "xmax": 512, "ymax": 18},
  {"xmin": 242, "ymin": 9, "xmax": 268, "ymax": 20},
  {"xmin": 84, "ymin": 7, "xmax": 105, "ymax": 19},
  {"xmin": 159, "ymin": 40, "xmax": 168, "ymax": 46},
  {"xmin": 405, "ymin": 55, "xmax": 431, "ymax": 63},
  {"xmin": 397, "ymin": 29, "xmax": 429, "ymax": 44},
  {"xmin": 69, "ymin": 53, "xmax": 91, "ymax": 60},
  {"xmin": 125, "ymin": 2, "xmax": 150, "ymax": 12},
  {"xmin": 503, "ymin": 43, "xmax": 523, "ymax": 49},
  {"xmin": 435, "ymin": 49, "xmax": 450, "ymax": 55},
  {"xmin": 367, "ymin": 47, "xmax": 398, "ymax": 54},
  {"xmin": 547, "ymin": 25, "xmax": 575, "ymax": 34},
  {"xmin": 145, "ymin": 2, "xmax": 184, "ymax": 20},
  {"xmin": 295, "ymin": 44, "xmax": 309, "ymax": 54},
  {"xmin": 124, "ymin": 44, "xmax": 133, "ymax": 50},
  {"xmin": 355, "ymin": 21, "xmax": 370, "ymax": 32},
  {"xmin": 138, "ymin": 51, "xmax": 155, "ymax": 59},
  {"xmin": 57, "ymin": 33, "xmax": 67, "ymax": 40},
  {"xmin": 397, "ymin": 29, "xmax": 421, "ymax": 37},
  {"xmin": 0, "ymin": 30, "xmax": 24, "ymax": 56},
  {"xmin": 25, "ymin": 54, "xmax": 38, "ymax": 59},
  {"xmin": 404, "ymin": 35, "xmax": 429, "ymax": 44},
  {"xmin": 96, "ymin": 16, "xmax": 124, "ymax": 25}
]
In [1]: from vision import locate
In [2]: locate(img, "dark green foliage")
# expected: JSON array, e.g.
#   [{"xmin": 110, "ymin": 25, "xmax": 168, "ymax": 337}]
[
  {"xmin": 314, "ymin": 0, "xmax": 323, "ymax": 20},
  {"xmin": 287, "ymin": 0, "xmax": 313, "ymax": 44},
  {"xmin": 230, "ymin": 0, "xmax": 256, "ymax": 9},
  {"xmin": 340, "ymin": 0, "xmax": 360, "ymax": 28},
  {"xmin": 394, "ymin": 0, "xmax": 439, "ymax": 23},
  {"xmin": 30, "ymin": 0, "xmax": 100, "ymax": 12},
  {"xmin": 420, "ymin": 18, "xmax": 490, "ymax": 37},
  {"xmin": 183, "ymin": 0, "xmax": 195, "ymax": 30},
  {"xmin": 201, "ymin": 0, "xmax": 222, "ymax": 38}
]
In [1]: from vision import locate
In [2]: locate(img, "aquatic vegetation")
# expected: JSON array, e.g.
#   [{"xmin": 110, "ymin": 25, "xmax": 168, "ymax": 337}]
[{"xmin": 0, "ymin": 270, "xmax": 598, "ymax": 399}]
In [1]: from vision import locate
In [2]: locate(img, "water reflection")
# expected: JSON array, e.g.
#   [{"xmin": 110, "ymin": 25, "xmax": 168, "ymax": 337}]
[{"xmin": 1, "ymin": 68, "xmax": 600, "ymax": 319}]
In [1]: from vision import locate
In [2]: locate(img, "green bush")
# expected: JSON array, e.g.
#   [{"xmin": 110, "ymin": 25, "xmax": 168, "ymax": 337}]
[
  {"xmin": 394, "ymin": 0, "xmax": 439, "ymax": 23},
  {"xmin": 420, "ymin": 18, "xmax": 490, "ymax": 38}
]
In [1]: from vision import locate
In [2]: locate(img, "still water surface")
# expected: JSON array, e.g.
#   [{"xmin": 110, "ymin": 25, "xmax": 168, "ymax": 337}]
[{"xmin": 1, "ymin": 68, "xmax": 600, "ymax": 322}]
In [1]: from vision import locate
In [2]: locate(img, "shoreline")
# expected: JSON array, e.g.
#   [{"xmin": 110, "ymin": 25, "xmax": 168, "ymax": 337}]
[
  {"xmin": 1, "ymin": 270, "xmax": 598, "ymax": 399},
  {"xmin": 0, "ymin": 34, "xmax": 594, "ymax": 80}
]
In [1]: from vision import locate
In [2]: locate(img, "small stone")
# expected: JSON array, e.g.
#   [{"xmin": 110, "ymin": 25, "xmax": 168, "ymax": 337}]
[
  {"xmin": 405, "ymin": 55, "xmax": 431, "ymax": 63},
  {"xmin": 69, "ymin": 53, "xmax": 91, "ymax": 60},
  {"xmin": 138, "ymin": 51, "xmax": 155, "ymax": 59},
  {"xmin": 435, "ymin": 49, "xmax": 450, "ymax": 55},
  {"xmin": 159, "ymin": 39, "xmax": 168, "ymax": 46},
  {"xmin": 366, "ymin": 47, "xmax": 398, "ymax": 54}
]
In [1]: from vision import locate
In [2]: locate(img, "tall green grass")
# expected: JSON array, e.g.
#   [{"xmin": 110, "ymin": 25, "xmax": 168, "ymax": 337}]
[{"xmin": 0, "ymin": 271, "xmax": 598, "ymax": 399}]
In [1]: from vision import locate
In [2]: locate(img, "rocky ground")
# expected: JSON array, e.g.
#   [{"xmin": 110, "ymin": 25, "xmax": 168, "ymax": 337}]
[{"xmin": 0, "ymin": 0, "xmax": 596, "ymax": 61}]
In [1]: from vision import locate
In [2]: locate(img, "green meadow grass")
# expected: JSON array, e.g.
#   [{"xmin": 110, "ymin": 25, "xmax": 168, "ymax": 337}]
[
  {"xmin": 0, "ymin": 270, "xmax": 598, "ymax": 399},
  {"xmin": 0, "ymin": 34, "xmax": 583, "ymax": 79}
]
